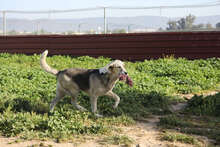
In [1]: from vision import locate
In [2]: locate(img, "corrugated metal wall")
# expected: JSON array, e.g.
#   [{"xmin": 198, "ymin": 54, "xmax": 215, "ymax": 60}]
[{"xmin": 0, "ymin": 31, "xmax": 220, "ymax": 60}]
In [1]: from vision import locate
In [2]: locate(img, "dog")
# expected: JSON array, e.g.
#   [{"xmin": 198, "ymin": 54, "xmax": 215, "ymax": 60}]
[{"xmin": 40, "ymin": 50, "xmax": 128, "ymax": 117}]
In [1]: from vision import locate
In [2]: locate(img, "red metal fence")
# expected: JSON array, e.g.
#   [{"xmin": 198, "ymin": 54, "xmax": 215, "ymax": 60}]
[{"xmin": 0, "ymin": 31, "xmax": 220, "ymax": 60}]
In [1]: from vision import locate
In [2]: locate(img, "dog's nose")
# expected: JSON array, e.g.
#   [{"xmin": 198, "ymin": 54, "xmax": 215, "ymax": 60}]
[{"xmin": 124, "ymin": 72, "xmax": 127, "ymax": 75}]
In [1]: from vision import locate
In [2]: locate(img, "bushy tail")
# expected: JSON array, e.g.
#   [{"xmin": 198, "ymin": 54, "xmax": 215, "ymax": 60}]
[{"xmin": 40, "ymin": 50, "xmax": 58, "ymax": 75}]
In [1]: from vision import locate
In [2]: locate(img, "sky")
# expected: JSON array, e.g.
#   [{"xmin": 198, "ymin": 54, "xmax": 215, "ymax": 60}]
[{"xmin": 0, "ymin": 0, "xmax": 220, "ymax": 18}]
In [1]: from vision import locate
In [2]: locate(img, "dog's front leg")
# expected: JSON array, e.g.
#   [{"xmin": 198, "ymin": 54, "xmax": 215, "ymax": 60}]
[
  {"xmin": 90, "ymin": 96, "xmax": 102, "ymax": 117},
  {"xmin": 105, "ymin": 91, "xmax": 120, "ymax": 109}
]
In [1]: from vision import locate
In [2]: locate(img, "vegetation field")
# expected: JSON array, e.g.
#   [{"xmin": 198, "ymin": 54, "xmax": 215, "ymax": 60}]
[
  {"xmin": 159, "ymin": 93, "xmax": 220, "ymax": 145},
  {"xmin": 0, "ymin": 53, "xmax": 220, "ymax": 145}
]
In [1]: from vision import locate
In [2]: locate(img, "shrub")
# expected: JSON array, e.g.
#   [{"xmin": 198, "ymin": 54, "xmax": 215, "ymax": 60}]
[{"xmin": 185, "ymin": 93, "xmax": 220, "ymax": 116}]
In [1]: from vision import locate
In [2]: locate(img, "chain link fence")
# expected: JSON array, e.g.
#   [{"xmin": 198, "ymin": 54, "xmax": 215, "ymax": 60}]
[{"xmin": 1, "ymin": 2, "xmax": 220, "ymax": 35}]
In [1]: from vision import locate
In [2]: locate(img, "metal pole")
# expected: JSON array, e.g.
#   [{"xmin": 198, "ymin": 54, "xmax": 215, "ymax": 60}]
[
  {"xmin": 127, "ymin": 25, "xmax": 131, "ymax": 33},
  {"xmin": 78, "ymin": 23, "xmax": 86, "ymax": 34},
  {"xmin": 106, "ymin": 23, "xmax": 108, "ymax": 33},
  {"xmin": 36, "ymin": 22, "xmax": 39, "ymax": 35},
  {"xmin": 159, "ymin": 7, "xmax": 162, "ymax": 17},
  {"xmin": 104, "ymin": 7, "xmax": 107, "ymax": 34},
  {"xmin": 3, "ymin": 11, "xmax": 6, "ymax": 35},
  {"xmin": 127, "ymin": 24, "xmax": 134, "ymax": 33},
  {"xmin": 78, "ymin": 24, "xmax": 81, "ymax": 34}
]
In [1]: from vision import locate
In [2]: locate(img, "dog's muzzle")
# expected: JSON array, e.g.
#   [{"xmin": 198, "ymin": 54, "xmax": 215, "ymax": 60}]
[{"xmin": 123, "ymin": 71, "xmax": 128, "ymax": 75}]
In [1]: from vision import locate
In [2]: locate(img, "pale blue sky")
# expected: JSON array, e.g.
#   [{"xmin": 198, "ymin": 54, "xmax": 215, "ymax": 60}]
[{"xmin": 1, "ymin": 0, "xmax": 220, "ymax": 18}]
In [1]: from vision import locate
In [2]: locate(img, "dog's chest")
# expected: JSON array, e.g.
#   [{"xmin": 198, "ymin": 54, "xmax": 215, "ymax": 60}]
[
  {"xmin": 95, "ymin": 82, "xmax": 115, "ymax": 96},
  {"xmin": 94, "ymin": 87, "xmax": 111, "ymax": 96}
]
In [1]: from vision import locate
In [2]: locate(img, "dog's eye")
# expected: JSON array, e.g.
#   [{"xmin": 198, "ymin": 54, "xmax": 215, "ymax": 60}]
[{"xmin": 109, "ymin": 66, "xmax": 113, "ymax": 69}]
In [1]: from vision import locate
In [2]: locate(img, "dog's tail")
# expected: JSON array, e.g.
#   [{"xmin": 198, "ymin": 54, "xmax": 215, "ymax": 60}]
[{"xmin": 40, "ymin": 50, "xmax": 58, "ymax": 75}]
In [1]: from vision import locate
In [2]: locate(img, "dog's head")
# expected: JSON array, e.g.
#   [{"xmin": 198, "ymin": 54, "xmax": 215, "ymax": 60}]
[{"xmin": 99, "ymin": 60, "xmax": 127, "ymax": 77}]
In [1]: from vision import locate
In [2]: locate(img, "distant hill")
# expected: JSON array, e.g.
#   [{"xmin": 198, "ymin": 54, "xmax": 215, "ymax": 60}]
[{"xmin": 0, "ymin": 15, "xmax": 220, "ymax": 32}]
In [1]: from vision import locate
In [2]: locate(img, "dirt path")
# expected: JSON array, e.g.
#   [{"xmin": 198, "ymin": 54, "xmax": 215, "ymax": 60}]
[
  {"xmin": 0, "ymin": 115, "xmax": 194, "ymax": 147},
  {"xmin": 121, "ymin": 116, "xmax": 194, "ymax": 147}
]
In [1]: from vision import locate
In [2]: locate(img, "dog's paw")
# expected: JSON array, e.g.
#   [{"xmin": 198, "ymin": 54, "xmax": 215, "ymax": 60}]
[
  {"xmin": 113, "ymin": 102, "xmax": 119, "ymax": 109},
  {"xmin": 48, "ymin": 111, "xmax": 55, "ymax": 116},
  {"xmin": 113, "ymin": 105, "xmax": 118, "ymax": 109},
  {"xmin": 95, "ymin": 113, "xmax": 103, "ymax": 118},
  {"xmin": 79, "ymin": 108, "xmax": 88, "ymax": 112},
  {"xmin": 75, "ymin": 105, "xmax": 88, "ymax": 112}
]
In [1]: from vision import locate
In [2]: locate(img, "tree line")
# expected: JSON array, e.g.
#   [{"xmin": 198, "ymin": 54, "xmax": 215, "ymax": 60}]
[{"xmin": 167, "ymin": 14, "xmax": 220, "ymax": 30}]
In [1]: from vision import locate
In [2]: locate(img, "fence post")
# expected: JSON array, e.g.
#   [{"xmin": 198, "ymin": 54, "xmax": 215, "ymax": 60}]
[
  {"xmin": 104, "ymin": 7, "xmax": 107, "ymax": 34},
  {"xmin": 2, "ymin": 11, "xmax": 6, "ymax": 35},
  {"xmin": 78, "ymin": 23, "xmax": 82, "ymax": 34},
  {"xmin": 159, "ymin": 7, "xmax": 162, "ymax": 17},
  {"xmin": 127, "ymin": 24, "xmax": 134, "ymax": 33}
]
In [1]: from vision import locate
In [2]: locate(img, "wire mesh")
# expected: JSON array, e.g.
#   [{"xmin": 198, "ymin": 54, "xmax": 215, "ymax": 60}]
[{"xmin": 0, "ymin": 3, "xmax": 220, "ymax": 35}]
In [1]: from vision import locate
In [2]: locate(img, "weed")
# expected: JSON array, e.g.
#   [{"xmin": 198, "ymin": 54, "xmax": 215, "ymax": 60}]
[
  {"xmin": 158, "ymin": 115, "xmax": 193, "ymax": 128},
  {"xmin": 27, "ymin": 143, "xmax": 53, "ymax": 147},
  {"xmin": 161, "ymin": 132, "xmax": 199, "ymax": 145},
  {"xmin": 101, "ymin": 135, "xmax": 134, "ymax": 146},
  {"xmin": 185, "ymin": 93, "xmax": 220, "ymax": 116},
  {"xmin": 158, "ymin": 114, "xmax": 220, "ymax": 145}
]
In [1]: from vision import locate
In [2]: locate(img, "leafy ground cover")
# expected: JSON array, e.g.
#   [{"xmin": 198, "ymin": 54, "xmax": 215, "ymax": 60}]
[
  {"xmin": 0, "ymin": 53, "xmax": 219, "ymax": 143},
  {"xmin": 160, "ymin": 131, "xmax": 200, "ymax": 145},
  {"xmin": 158, "ymin": 92, "xmax": 220, "ymax": 145},
  {"xmin": 99, "ymin": 135, "xmax": 134, "ymax": 146},
  {"xmin": 185, "ymin": 92, "xmax": 220, "ymax": 117}
]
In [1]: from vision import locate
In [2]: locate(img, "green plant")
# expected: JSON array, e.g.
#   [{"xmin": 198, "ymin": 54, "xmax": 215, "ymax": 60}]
[
  {"xmin": 161, "ymin": 132, "xmax": 199, "ymax": 145},
  {"xmin": 185, "ymin": 93, "xmax": 220, "ymax": 116},
  {"xmin": 158, "ymin": 115, "xmax": 220, "ymax": 145},
  {"xmin": 101, "ymin": 135, "xmax": 134, "ymax": 146},
  {"xmin": 158, "ymin": 115, "xmax": 194, "ymax": 128},
  {"xmin": 0, "ymin": 53, "xmax": 220, "ymax": 141}
]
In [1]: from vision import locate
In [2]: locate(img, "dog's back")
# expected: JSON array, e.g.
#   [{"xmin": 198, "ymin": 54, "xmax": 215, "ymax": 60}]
[{"xmin": 57, "ymin": 68, "xmax": 99, "ymax": 91}]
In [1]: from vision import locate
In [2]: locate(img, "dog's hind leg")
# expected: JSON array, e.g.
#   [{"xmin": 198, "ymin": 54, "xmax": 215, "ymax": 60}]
[
  {"xmin": 71, "ymin": 97, "xmax": 87, "ymax": 112},
  {"xmin": 50, "ymin": 86, "xmax": 65, "ymax": 112},
  {"xmin": 105, "ymin": 91, "xmax": 120, "ymax": 109},
  {"xmin": 71, "ymin": 92, "xmax": 87, "ymax": 112}
]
